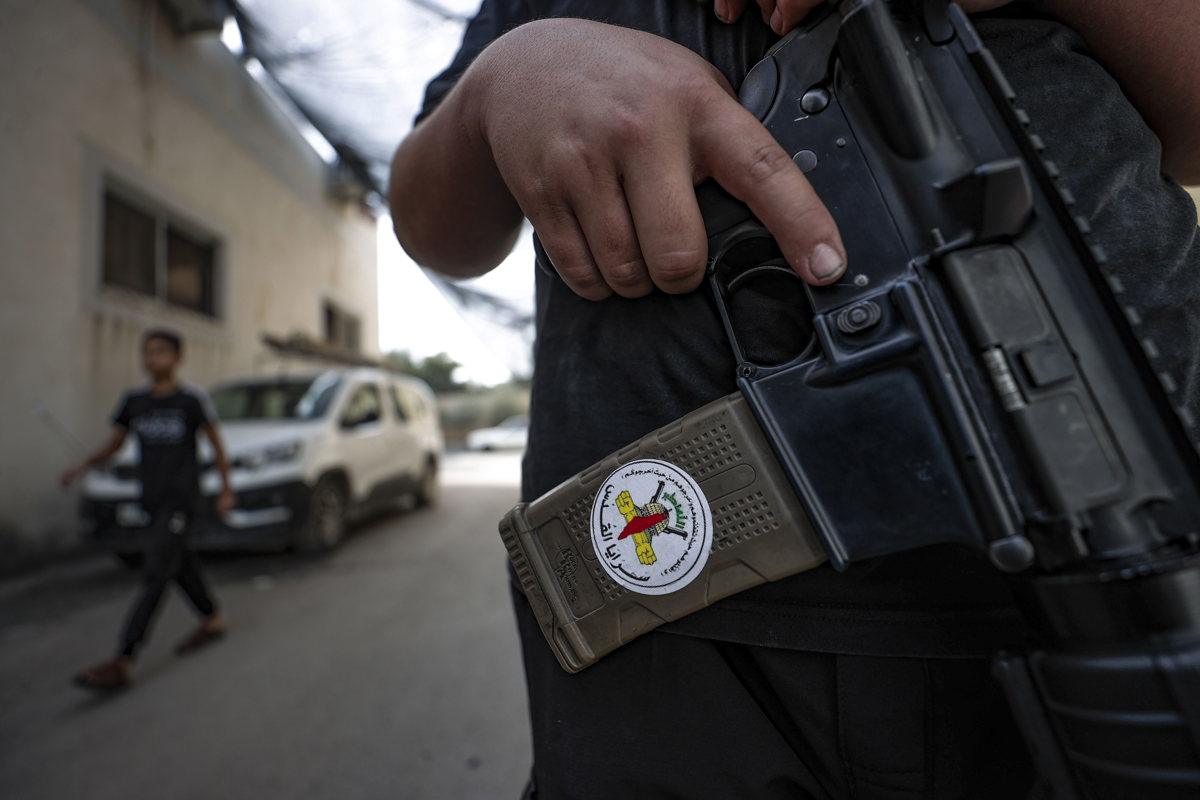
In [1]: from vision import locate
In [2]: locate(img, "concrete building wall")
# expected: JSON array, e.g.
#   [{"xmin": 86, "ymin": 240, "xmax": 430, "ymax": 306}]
[{"xmin": 0, "ymin": 0, "xmax": 379, "ymax": 571}]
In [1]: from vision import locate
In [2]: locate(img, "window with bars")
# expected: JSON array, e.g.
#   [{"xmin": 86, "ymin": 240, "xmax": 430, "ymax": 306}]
[{"xmin": 101, "ymin": 188, "xmax": 220, "ymax": 317}]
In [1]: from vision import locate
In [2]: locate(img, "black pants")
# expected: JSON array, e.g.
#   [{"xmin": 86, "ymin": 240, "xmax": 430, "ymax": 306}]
[
  {"xmin": 119, "ymin": 508, "xmax": 217, "ymax": 659},
  {"xmin": 513, "ymin": 583, "xmax": 1036, "ymax": 800}
]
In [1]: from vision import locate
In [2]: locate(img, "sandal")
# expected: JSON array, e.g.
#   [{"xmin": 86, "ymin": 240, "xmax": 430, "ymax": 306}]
[
  {"xmin": 174, "ymin": 622, "xmax": 226, "ymax": 655},
  {"xmin": 73, "ymin": 658, "xmax": 131, "ymax": 691}
]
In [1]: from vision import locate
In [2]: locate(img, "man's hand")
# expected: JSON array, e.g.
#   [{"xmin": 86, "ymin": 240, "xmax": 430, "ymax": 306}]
[
  {"xmin": 714, "ymin": 0, "xmax": 1014, "ymax": 35},
  {"xmin": 390, "ymin": 18, "xmax": 846, "ymax": 300},
  {"xmin": 216, "ymin": 487, "xmax": 236, "ymax": 516},
  {"xmin": 59, "ymin": 428, "xmax": 126, "ymax": 489},
  {"xmin": 200, "ymin": 422, "xmax": 236, "ymax": 515},
  {"xmin": 471, "ymin": 19, "xmax": 845, "ymax": 299},
  {"xmin": 60, "ymin": 464, "xmax": 86, "ymax": 488}
]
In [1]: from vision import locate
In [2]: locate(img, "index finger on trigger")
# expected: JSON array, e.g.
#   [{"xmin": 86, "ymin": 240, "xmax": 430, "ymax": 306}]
[{"xmin": 702, "ymin": 109, "xmax": 846, "ymax": 285}]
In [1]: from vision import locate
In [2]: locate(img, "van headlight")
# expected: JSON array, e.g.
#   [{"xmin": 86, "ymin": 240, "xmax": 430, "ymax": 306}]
[{"xmin": 233, "ymin": 441, "xmax": 303, "ymax": 470}]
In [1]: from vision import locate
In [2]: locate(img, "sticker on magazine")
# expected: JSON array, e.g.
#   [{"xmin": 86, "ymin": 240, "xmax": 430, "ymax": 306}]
[{"xmin": 590, "ymin": 459, "xmax": 712, "ymax": 595}]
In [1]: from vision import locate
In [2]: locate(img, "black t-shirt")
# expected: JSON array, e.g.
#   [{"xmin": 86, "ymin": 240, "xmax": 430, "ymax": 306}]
[
  {"xmin": 418, "ymin": 1, "xmax": 1200, "ymax": 656},
  {"xmin": 112, "ymin": 384, "xmax": 216, "ymax": 512}
]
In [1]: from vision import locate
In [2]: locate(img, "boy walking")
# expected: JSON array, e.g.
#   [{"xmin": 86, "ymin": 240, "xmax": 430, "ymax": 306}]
[{"xmin": 61, "ymin": 329, "xmax": 235, "ymax": 690}]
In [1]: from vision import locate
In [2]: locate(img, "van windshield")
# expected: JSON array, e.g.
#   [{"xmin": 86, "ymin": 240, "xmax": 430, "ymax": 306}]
[{"xmin": 211, "ymin": 374, "xmax": 342, "ymax": 421}]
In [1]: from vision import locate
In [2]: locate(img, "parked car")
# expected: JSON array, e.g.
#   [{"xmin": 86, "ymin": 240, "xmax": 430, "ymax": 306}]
[
  {"xmin": 79, "ymin": 368, "xmax": 443, "ymax": 559},
  {"xmin": 465, "ymin": 415, "xmax": 529, "ymax": 452}
]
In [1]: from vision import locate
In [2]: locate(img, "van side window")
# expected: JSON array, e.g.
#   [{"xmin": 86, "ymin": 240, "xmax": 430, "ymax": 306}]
[
  {"xmin": 341, "ymin": 383, "xmax": 382, "ymax": 428},
  {"xmin": 402, "ymin": 387, "xmax": 428, "ymax": 422},
  {"xmin": 389, "ymin": 385, "xmax": 408, "ymax": 422}
]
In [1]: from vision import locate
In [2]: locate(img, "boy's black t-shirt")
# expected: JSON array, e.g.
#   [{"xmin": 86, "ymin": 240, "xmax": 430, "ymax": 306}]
[
  {"xmin": 419, "ymin": 2, "xmax": 1200, "ymax": 657},
  {"xmin": 112, "ymin": 384, "xmax": 216, "ymax": 512}
]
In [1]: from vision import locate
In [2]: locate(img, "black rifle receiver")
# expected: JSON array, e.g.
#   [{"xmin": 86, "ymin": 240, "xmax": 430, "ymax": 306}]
[{"xmin": 699, "ymin": 1, "xmax": 1200, "ymax": 796}]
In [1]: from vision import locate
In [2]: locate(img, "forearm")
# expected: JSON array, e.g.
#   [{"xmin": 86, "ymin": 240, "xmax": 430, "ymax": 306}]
[
  {"xmin": 79, "ymin": 450, "xmax": 109, "ymax": 469},
  {"xmin": 62, "ymin": 430, "xmax": 125, "ymax": 486},
  {"xmin": 388, "ymin": 69, "xmax": 525, "ymax": 278},
  {"xmin": 1042, "ymin": 0, "xmax": 1200, "ymax": 183},
  {"xmin": 83, "ymin": 432, "xmax": 125, "ymax": 469},
  {"xmin": 203, "ymin": 426, "xmax": 234, "ymax": 493},
  {"xmin": 214, "ymin": 453, "xmax": 232, "ymax": 493}
]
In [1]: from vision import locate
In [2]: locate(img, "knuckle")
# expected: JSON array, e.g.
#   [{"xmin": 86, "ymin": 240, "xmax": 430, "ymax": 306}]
[
  {"xmin": 604, "ymin": 104, "xmax": 652, "ymax": 147},
  {"xmin": 526, "ymin": 133, "xmax": 592, "ymax": 186},
  {"xmin": 601, "ymin": 258, "xmax": 652, "ymax": 292},
  {"xmin": 516, "ymin": 170, "xmax": 567, "ymax": 219},
  {"xmin": 744, "ymin": 142, "xmax": 795, "ymax": 185},
  {"xmin": 646, "ymin": 249, "xmax": 706, "ymax": 292},
  {"xmin": 562, "ymin": 138, "xmax": 608, "ymax": 180},
  {"xmin": 560, "ymin": 266, "xmax": 611, "ymax": 301},
  {"xmin": 681, "ymin": 72, "xmax": 736, "ymax": 119}
]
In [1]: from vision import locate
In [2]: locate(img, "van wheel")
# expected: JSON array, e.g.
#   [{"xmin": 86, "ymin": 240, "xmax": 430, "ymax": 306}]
[
  {"xmin": 415, "ymin": 458, "xmax": 439, "ymax": 508},
  {"xmin": 297, "ymin": 477, "xmax": 347, "ymax": 552}
]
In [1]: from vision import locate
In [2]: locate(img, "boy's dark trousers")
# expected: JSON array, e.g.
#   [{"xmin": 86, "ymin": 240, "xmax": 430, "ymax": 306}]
[{"xmin": 120, "ymin": 506, "xmax": 217, "ymax": 658}]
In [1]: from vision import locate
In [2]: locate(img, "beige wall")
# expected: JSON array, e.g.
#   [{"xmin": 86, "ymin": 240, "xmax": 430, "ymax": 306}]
[{"xmin": 0, "ymin": 0, "xmax": 379, "ymax": 570}]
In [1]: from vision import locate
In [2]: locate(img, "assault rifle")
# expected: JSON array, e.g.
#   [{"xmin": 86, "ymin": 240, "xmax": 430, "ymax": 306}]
[{"xmin": 501, "ymin": 2, "xmax": 1200, "ymax": 796}]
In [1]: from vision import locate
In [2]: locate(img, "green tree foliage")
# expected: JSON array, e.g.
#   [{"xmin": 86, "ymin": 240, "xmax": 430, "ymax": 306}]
[{"xmin": 384, "ymin": 351, "xmax": 465, "ymax": 393}]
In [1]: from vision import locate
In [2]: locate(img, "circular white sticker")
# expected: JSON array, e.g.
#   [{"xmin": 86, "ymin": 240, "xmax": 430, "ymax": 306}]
[{"xmin": 590, "ymin": 459, "xmax": 713, "ymax": 595}]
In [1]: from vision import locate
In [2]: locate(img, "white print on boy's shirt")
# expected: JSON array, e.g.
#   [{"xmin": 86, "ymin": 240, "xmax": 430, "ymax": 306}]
[{"xmin": 132, "ymin": 410, "xmax": 188, "ymax": 444}]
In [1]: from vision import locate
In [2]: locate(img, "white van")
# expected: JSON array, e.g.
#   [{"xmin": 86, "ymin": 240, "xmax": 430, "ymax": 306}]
[{"xmin": 80, "ymin": 368, "xmax": 444, "ymax": 557}]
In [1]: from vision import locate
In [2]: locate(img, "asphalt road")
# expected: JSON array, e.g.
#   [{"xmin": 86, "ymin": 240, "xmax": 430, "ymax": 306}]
[{"xmin": 0, "ymin": 451, "xmax": 533, "ymax": 800}]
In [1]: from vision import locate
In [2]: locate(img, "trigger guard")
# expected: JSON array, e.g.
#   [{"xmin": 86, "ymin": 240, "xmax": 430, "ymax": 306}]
[
  {"xmin": 726, "ymin": 262, "xmax": 801, "ymax": 294},
  {"xmin": 710, "ymin": 253, "xmax": 817, "ymax": 371}
]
